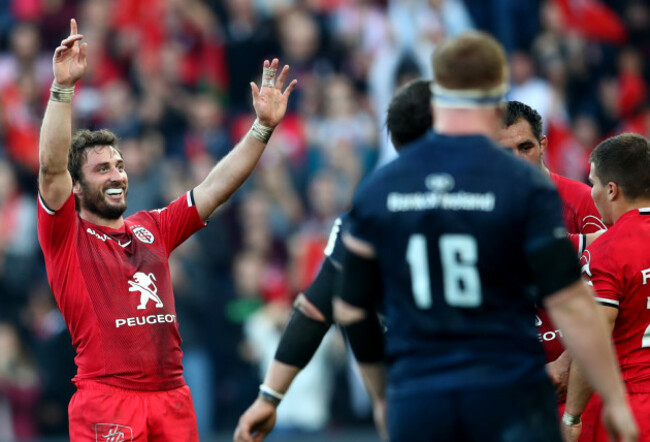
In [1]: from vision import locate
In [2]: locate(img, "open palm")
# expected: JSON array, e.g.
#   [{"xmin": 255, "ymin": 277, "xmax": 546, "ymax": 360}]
[
  {"xmin": 53, "ymin": 18, "xmax": 87, "ymax": 87},
  {"xmin": 251, "ymin": 58, "xmax": 298, "ymax": 128}
]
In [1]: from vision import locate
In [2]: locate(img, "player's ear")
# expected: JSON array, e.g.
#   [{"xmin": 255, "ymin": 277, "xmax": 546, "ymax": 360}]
[
  {"xmin": 72, "ymin": 181, "xmax": 82, "ymax": 195},
  {"xmin": 539, "ymin": 135, "xmax": 548, "ymax": 156},
  {"xmin": 607, "ymin": 182, "xmax": 618, "ymax": 201}
]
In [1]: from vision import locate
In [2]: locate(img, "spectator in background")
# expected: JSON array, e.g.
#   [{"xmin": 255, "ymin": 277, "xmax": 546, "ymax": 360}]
[
  {"xmin": 0, "ymin": 159, "xmax": 38, "ymax": 320},
  {"xmin": 23, "ymin": 283, "xmax": 75, "ymax": 437},
  {"xmin": 0, "ymin": 321, "xmax": 40, "ymax": 440}
]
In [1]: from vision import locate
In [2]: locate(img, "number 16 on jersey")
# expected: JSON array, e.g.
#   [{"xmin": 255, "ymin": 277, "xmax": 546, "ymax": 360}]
[{"xmin": 406, "ymin": 233, "xmax": 483, "ymax": 309}]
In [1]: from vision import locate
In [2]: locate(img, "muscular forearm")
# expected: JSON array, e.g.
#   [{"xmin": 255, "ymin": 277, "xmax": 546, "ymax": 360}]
[
  {"xmin": 193, "ymin": 132, "xmax": 266, "ymax": 220},
  {"xmin": 39, "ymin": 99, "xmax": 72, "ymax": 175},
  {"xmin": 545, "ymin": 280, "xmax": 626, "ymax": 407},
  {"xmin": 262, "ymin": 360, "xmax": 301, "ymax": 395},
  {"xmin": 358, "ymin": 362, "xmax": 386, "ymax": 403},
  {"xmin": 565, "ymin": 360, "xmax": 595, "ymax": 416},
  {"xmin": 38, "ymin": 97, "xmax": 74, "ymax": 209}
]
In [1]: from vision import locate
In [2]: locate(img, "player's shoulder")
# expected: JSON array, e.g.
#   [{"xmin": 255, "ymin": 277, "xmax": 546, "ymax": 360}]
[
  {"xmin": 549, "ymin": 172, "xmax": 591, "ymax": 197},
  {"xmin": 585, "ymin": 213, "xmax": 638, "ymax": 259},
  {"xmin": 125, "ymin": 209, "xmax": 161, "ymax": 229}
]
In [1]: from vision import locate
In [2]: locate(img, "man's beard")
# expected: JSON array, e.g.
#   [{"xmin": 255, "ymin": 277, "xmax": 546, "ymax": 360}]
[{"xmin": 79, "ymin": 180, "xmax": 128, "ymax": 220}]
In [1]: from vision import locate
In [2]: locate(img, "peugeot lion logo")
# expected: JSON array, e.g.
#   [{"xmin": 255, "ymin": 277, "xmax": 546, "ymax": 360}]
[{"xmin": 128, "ymin": 272, "xmax": 163, "ymax": 310}]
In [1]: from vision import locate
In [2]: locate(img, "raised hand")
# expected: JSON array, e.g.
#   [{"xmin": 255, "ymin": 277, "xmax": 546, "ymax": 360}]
[
  {"xmin": 250, "ymin": 59, "xmax": 298, "ymax": 128},
  {"xmin": 233, "ymin": 399, "xmax": 277, "ymax": 442},
  {"xmin": 52, "ymin": 18, "xmax": 87, "ymax": 87}
]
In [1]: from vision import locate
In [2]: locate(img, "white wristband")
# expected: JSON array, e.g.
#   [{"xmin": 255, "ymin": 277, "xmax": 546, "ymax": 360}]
[
  {"xmin": 259, "ymin": 384, "xmax": 284, "ymax": 400},
  {"xmin": 249, "ymin": 118, "xmax": 274, "ymax": 143},
  {"xmin": 562, "ymin": 411, "xmax": 581, "ymax": 426}
]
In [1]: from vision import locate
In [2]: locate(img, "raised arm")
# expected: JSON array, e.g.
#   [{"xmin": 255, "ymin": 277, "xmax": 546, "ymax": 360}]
[
  {"xmin": 193, "ymin": 59, "xmax": 297, "ymax": 221},
  {"xmin": 39, "ymin": 18, "xmax": 87, "ymax": 210}
]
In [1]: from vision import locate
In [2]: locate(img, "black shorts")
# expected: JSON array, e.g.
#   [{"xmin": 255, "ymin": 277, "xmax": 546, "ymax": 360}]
[{"xmin": 388, "ymin": 379, "xmax": 561, "ymax": 442}]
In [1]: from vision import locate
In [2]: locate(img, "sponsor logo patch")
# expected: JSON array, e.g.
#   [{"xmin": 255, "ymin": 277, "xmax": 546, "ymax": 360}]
[
  {"xmin": 95, "ymin": 423, "xmax": 133, "ymax": 442},
  {"xmin": 132, "ymin": 226, "xmax": 154, "ymax": 244},
  {"xmin": 128, "ymin": 272, "xmax": 162, "ymax": 310}
]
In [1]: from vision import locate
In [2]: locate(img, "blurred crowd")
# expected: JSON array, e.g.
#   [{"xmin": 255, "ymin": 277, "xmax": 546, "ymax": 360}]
[{"xmin": 0, "ymin": 0, "xmax": 647, "ymax": 439}]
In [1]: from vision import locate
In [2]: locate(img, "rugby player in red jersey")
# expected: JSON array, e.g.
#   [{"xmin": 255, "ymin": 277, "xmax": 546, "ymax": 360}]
[
  {"xmin": 563, "ymin": 133, "xmax": 650, "ymax": 442},
  {"xmin": 498, "ymin": 101, "xmax": 606, "ymax": 417},
  {"xmin": 37, "ymin": 19, "xmax": 296, "ymax": 441}
]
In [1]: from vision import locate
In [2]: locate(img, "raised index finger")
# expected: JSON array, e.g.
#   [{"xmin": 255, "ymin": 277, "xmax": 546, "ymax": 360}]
[{"xmin": 70, "ymin": 18, "xmax": 78, "ymax": 36}]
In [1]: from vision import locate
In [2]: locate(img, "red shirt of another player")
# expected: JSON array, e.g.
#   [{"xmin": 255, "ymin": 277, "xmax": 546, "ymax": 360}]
[
  {"xmin": 37, "ymin": 191, "xmax": 205, "ymax": 391},
  {"xmin": 581, "ymin": 208, "xmax": 650, "ymax": 393},
  {"xmin": 537, "ymin": 172, "xmax": 606, "ymax": 364}
]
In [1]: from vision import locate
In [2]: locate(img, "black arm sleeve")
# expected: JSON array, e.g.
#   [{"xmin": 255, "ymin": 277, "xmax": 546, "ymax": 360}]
[
  {"xmin": 339, "ymin": 249, "xmax": 383, "ymax": 310},
  {"xmin": 527, "ymin": 237, "xmax": 582, "ymax": 301},
  {"xmin": 274, "ymin": 309, "xmax": 332, "ymax": 368},
  {"xmin": 302, "ymin": 257, "xmax": 338, "ymax": 323},
  {"xmin": 339, "ymin": 248, "xmax": 385, "ymax": 363},
  {"xmin": 342, "ymin": 314, "xmax": 385, "ymax": 363}
]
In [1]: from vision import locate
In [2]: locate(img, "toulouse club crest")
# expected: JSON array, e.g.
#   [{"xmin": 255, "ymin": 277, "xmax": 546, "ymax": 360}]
[{"xmin": 132, "ymin": 226, "xmax": 154, "ymax": 244}]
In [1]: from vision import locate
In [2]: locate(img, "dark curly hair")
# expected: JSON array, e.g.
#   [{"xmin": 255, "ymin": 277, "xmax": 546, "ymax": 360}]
[{"xmin": 68, "ymin": 129, "xmax": 121, "ymax": 183}]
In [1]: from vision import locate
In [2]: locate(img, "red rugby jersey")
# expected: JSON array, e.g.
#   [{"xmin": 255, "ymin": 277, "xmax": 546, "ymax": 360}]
[
  {"xmin": 37, "ymin": 191, "xmax": 205, "ymax": 391},
  {"xmin": 537, "ymin": 172, "xmax": 606, "ymax": 364},
  {"xmin": 581, "ymin": 208, "xmax": 650, "ymax": 393}
]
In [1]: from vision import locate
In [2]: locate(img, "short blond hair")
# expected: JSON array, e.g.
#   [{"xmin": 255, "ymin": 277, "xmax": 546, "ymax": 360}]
[{"xmin": 433, "ymin": 32, "xmax": 508, "ymax": 91}]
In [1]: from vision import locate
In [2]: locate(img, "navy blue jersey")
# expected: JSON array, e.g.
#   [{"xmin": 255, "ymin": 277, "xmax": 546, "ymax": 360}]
[{"xmin": 347, "ymin": 132, "xmax": 569, "ymax": 394}]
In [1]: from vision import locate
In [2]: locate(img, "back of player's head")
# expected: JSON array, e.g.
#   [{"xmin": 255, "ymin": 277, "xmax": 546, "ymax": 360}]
[
  {"xmin": 69, "ymin": 129, "xmax": 121, "ymax": 183},
  {"xmin": 504, "ymin": 101, "xmax": 543, "ymax": 142},
  {"xmin": 431, "ymin": 32, "xmax": 508, "ymax": 108},
  {"xmin": 590, "ymin": 133, "xmax": 650, "ymax": 201},
  {"xmin": 386, "ymin": 78, "xmax": 432, "ymax": 150}
]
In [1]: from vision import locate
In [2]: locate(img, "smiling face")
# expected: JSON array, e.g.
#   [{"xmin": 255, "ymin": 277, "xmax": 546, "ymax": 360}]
[
  {"xmin": 498, "ymin": 118, "xmax": 547, "ymax": 168},
  {"xmin": 75, "ymin": 145, "xmax": 128, "ymax": 220}
]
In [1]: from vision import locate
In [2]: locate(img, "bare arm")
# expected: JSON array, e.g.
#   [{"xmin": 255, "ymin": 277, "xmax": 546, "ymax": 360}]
[
  {"xmin": 545, "ymin": 280, "xmax": 637, "ymax": 442},
  {"xmin": 546, "ymin": 350, "xmax": 571, "ymax": 397},
  {"xmin": 39, "ymin": 19, "xmax": 87, "ymax": 210},
  {"xmin": 560, "ymin": 305, "xmax": 618, "ymax": 442},
  {"xmin": 193, "ymin": 59, "xmax": 297, "ymax": 221}
]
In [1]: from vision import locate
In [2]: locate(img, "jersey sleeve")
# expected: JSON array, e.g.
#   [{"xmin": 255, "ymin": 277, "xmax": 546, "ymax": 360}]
[
  {"xmin": 347, "ymin": 180, "xmax": 379, "ymax": 246},
  {"xmin": 154, "ymin": 190, "xmax": 207, "ymax": 255},
  {"xmin": 581, "ymin": 248, "xmax": 621, "ymax": 308},
  {"xmin": 577, "ymin": 195, "xmax": 607, "ymax": 234},
  {"xmin": 523, "ymin": 170, "xmax": 581, "ymax": 299},
  {"xmin": 37, "ymin": 192, "xmax": 78, "ymax": 259}
]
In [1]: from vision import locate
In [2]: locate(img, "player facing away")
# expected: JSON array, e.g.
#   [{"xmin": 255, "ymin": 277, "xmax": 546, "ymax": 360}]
[
  {"xmin": 497, "ymin": 100, "xmax": 606, "ymax": 415},
  {"xmin": 233, "ymin": 78, "xmax": 433, "ymax": 442},
  {"xmin": 37, "ymin": 19, "xmax": 296, "ymax": 441},
  {"xmin": 334, "ymin": 31, "xmax": 637, "ymax": 442},
  {"xmin": 563, "ymin": 134, "xmax": 650, "ymax": 442}
]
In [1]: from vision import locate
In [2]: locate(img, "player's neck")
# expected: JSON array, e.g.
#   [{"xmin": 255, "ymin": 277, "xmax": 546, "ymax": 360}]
[
  {"xmin": 614, "ymin": 199, "xmax": 650, "ymax": 224},
  {"xmin": 434, "ymin": 108, "xmax": 499, "ymax": 139},
  {"xmin": 79, "ymin": 209, "xmax": 125, "ymax": 230}
]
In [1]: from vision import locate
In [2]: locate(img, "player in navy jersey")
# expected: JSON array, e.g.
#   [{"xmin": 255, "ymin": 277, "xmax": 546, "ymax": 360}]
[
  {"xmin": 334, "ymin": 31, "xmax": 636, "ymax": 442},
  {"xmin": 37, "ymin": 19, "xmax": 296, "ymax": 441},
  {"xmin": 233, "ymin": 78, "xmax": 433, "ymax": 442}
]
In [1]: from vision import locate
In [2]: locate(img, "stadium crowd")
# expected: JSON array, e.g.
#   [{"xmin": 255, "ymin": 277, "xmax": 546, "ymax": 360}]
[{"xmin": 0, "ymin": 0, "xmax": 648, "ymax": 439}]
